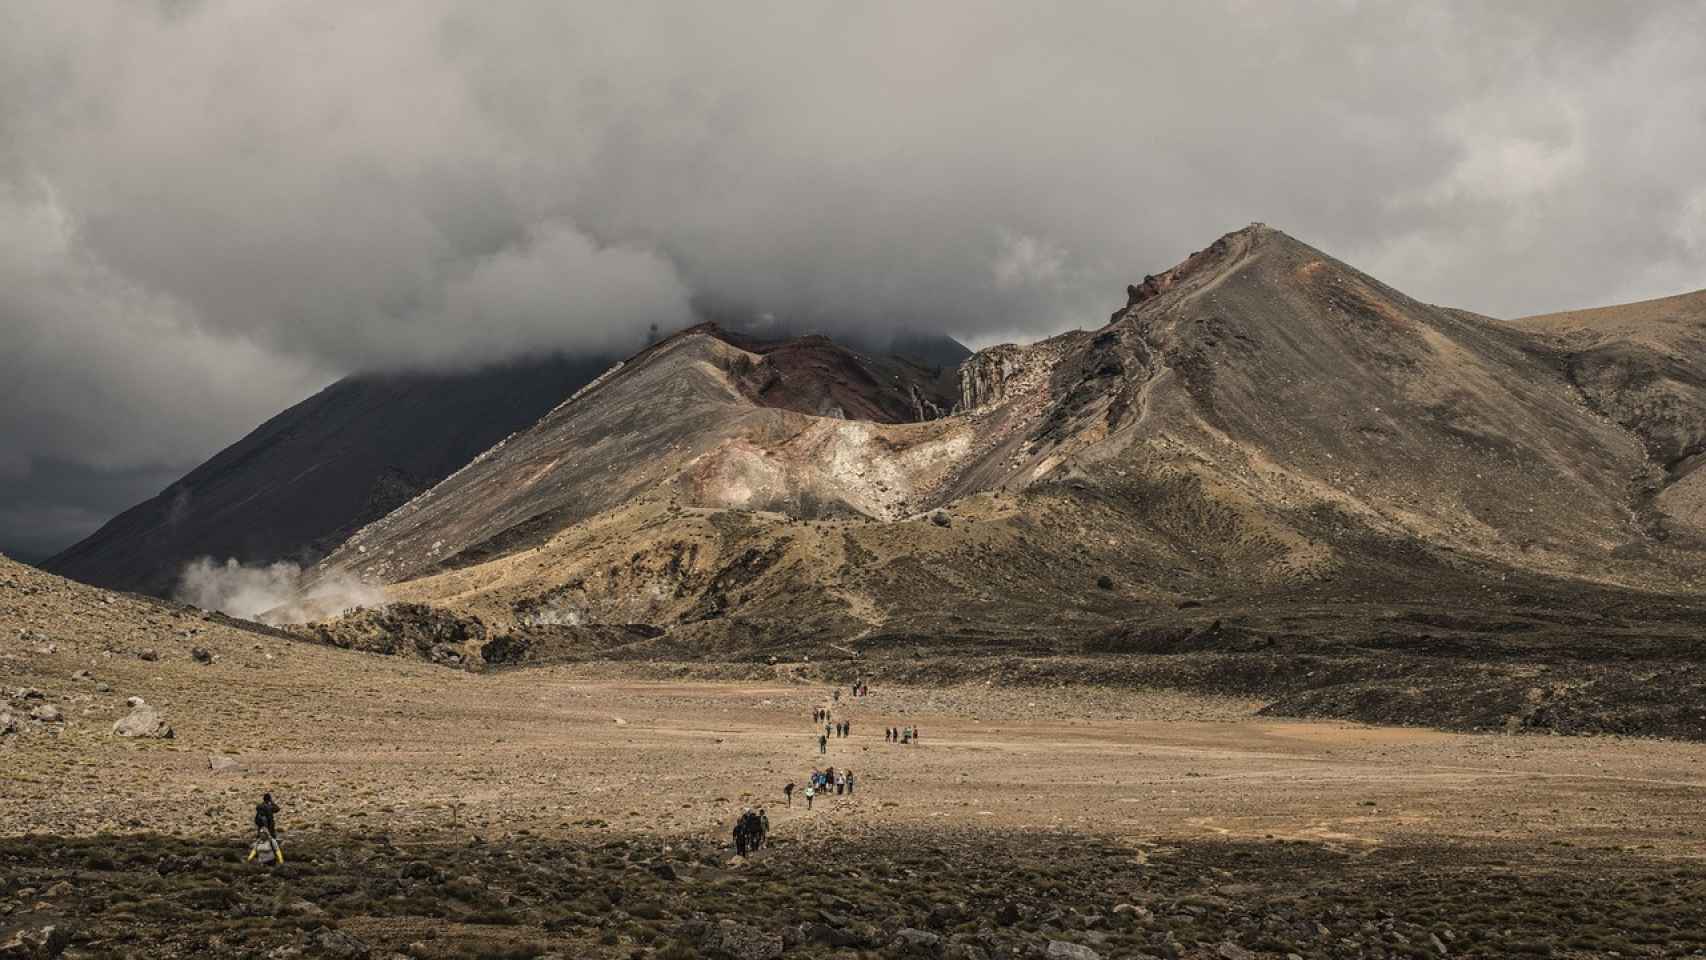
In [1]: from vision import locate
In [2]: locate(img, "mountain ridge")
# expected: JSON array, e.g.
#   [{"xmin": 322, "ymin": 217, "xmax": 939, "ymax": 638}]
[{"xmin": 305, "ymin": 224, "xmax": 1704, "ymax": 666}]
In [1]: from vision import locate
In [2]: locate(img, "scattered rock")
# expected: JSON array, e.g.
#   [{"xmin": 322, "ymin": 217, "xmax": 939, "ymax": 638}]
[
  {"xmin": 29, "ymin": 705, "xmax": 63, "ymax": 724},
  {"xmin": 0, "ymin": 924, "xmax": 71, "ymax": 959},
  {"xmin": 306, "ymin": 927, "xmax": 370, "ymax": 959},
  {"xmin": 113, "ymin": 704, "xmax": 174, "ymax": 739},
  {"xmin": 277, "ymin": 898, "xmax": 325, "ymax": 919},
  {"xmin": 701, "ymin": 919, "xmax": 783, "ymax": 960}
]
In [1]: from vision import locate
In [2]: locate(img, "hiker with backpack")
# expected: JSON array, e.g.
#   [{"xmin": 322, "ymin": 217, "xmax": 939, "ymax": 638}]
[{"xmin": 247, "ymin": 793, "xmax": 283, "ymax": 865}]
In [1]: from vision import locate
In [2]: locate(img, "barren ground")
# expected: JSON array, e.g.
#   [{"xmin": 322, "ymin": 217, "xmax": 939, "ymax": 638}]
[
  {"xmin": 9, "ymin": 561, "xmax": 1706, "ymax": 957},
  {"xmin": 11, "ymin": 645, "xmax": 1706, "ymax": 957}
]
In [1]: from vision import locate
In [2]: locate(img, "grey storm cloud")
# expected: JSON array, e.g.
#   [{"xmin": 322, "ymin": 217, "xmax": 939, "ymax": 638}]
[{"xmin": 2, "ymin": 0, "xmax": 1705, "ymax": 558}]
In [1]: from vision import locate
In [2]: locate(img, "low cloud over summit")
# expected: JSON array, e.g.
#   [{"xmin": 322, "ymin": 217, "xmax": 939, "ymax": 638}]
[{"xmin": 3, "ymin": 1, "xmax": 1706, "ymax": 557}]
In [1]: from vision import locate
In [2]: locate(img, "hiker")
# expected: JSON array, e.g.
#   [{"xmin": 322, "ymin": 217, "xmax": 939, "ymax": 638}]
[
  {"xmin": 819, "ymin": 733, "xmax": 827, "ymax": 754},
  {"xmin": 835, "ymin": 770, "xmax": 845, "ymax": 795},
  {"xmin": 784, "ymin": 782, "xmax": 795, "ymax": 806},
  {"xmin": 902, "ymin": 727, "xmax": 911, "ymax": 744},
  {"xmin": 734, "ymin": 817, "xmax": 748, "ymax": 856},
  {"xmin": 834, "ymin": 688, "xmax": 841, "ymax": 703},
  {"xmin": 248, "ymin": 793, "xmax": 283, "ymax": 865},
  {"xmin": 913, "ymin": 726, "xmax": 920, "ymax": 744},
  {"xmin": 759, "ymin": 808, "xmax": 770, "ymax": 842},
  {"xmin": 844, "ymin": 720, "xmax": 852, "ymax": 738},
  {"xmin": 846, "ymin": 770, "xmax": 856, "ymax": 795},
  {"xmin": 805, "ymin": 784, "xmax": 815, "ymax": 809}
]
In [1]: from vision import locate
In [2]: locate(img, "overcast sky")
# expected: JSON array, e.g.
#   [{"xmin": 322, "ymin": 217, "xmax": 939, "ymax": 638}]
[{"xmin": 3, "ymin": 0, "xmax": 1704, "ymax": 561}]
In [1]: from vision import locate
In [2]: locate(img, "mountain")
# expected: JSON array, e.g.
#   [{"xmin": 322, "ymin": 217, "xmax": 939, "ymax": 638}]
[
  {"xmin": 42, "ymin": 355, "xmax": 613, "ymax": 596},
  {"xmin": 43, "ymin": 329, "xmax": 971, "ymax": 599},
  {"xmin": 313, "ymin": 224, "xmax": 1706, "ymax": 677}
]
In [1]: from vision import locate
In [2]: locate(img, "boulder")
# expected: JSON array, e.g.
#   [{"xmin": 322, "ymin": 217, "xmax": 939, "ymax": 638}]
[
  {"xmin": 891, "ymin": 928, "xmax": 943, "ymax": 955},
  {"xmin": 803, "ymin": 922, "xmax": 867, "ymax": 948},
  {"xmin": 70, "ymin": 670, "xmax": 92, "ymax": 681},
  {"xmin": 29, "ymin": 705, "xmax": 62, "ymax": 724},
  {"xmin": 1216, "ymin": 944, "xmax": 1256, "ymax": 960},
  {"xmin": 113, "ymin": 705, "xmax": 174, "ymax": 739},
  {"xmin": 209, "ymin": 754, "xmax": 241, "ymax": 773},
  {"xmin": 1046, "ymin": 942, "xmax": 1102, "ymax": 960},
  {"xmin": 306, "ymin": 927, "xmax": 369, "ymax": 959},
  {"xmin": 0, "ymin": 713, "xmax": 14, "ymax": 736},
  {"xmin": 191, "ymin": 647, "xmax": 213, "ymax": 664},
  {"xmin": 137, "ymin": 649, "xmax": 159, "ymax": 662}
]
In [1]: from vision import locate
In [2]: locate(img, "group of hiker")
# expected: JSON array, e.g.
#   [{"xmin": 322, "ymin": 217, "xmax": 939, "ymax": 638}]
[
  {"xmin": 885, "ymin": 725, "xmax": 919, "ymax": 744},
  {"xmin": 732, "ymin": 807, "xmax": 769, "ymax": 856}
]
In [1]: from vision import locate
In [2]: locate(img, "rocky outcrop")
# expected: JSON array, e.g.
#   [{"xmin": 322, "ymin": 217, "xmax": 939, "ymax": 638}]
[
  {"xmin": 305, "ymin": 602, "xmax": 486, "ymax": 667},
  {"xmin": 1108, "ymin": 229, "xmax": 1246, "ymax": 321},
  {"xmin": 956, "ymin": 344, "xmax": 1029, "ymax": 412}
]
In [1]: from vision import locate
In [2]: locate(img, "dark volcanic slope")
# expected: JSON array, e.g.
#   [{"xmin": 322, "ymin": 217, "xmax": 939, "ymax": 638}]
[
  {"xmin": 43, "ymin": 355, "xmax": 610, "ymax": 595},
  {"xmin": 1510, "ymin": 289, "xmax": 1706, "ymax": 541}
]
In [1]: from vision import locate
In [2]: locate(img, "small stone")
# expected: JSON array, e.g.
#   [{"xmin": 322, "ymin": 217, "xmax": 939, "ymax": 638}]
[
  {"xmin": 137, "ymin": 649, "xmax": 159, "ymax": 662},
  {"xmin": 126, "ymin": 696, "xmax": 146, "ymax": 708},
  {"xmin": 30, "ymin": 704, "xmax": 63, "ymax": 724},
  {"xmin": 191, "ymin": 647, "xmax": 213, "ymax": 664},
  {"xmin": 95, "ymin": 682, "xmax": 112, "ymax": 693}
]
